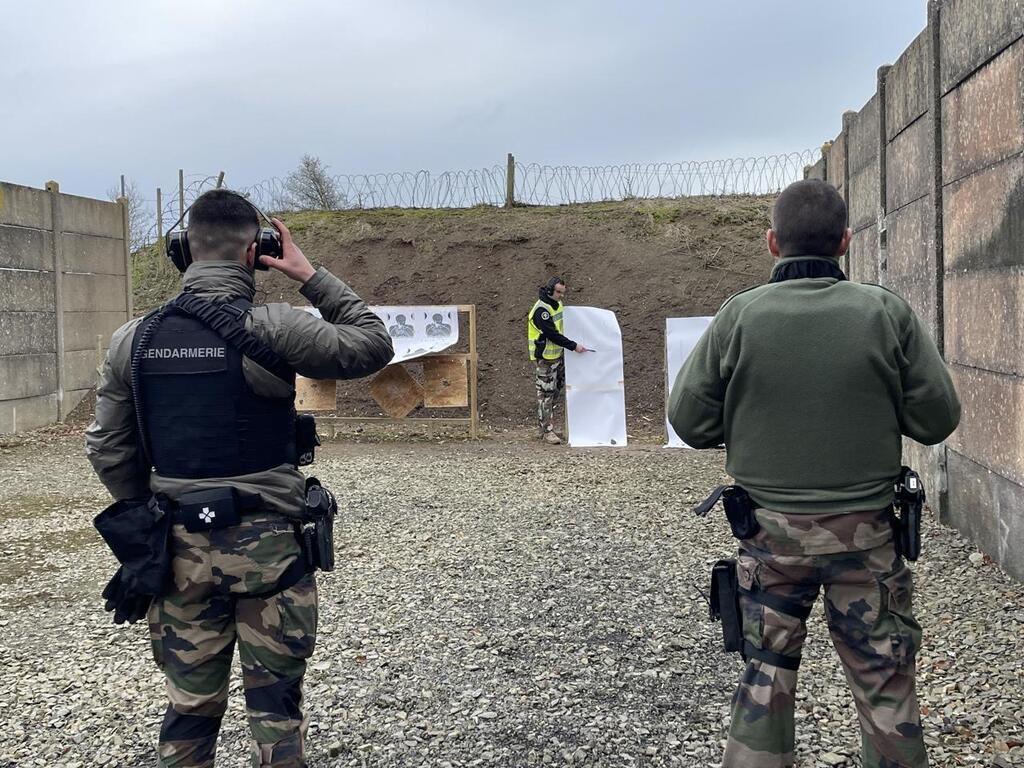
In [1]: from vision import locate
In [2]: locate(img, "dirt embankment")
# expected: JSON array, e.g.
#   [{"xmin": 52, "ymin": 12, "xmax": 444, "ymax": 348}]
[{"xmin": 250, "ymin": 197, "xmax": 774, "ymax": 429}]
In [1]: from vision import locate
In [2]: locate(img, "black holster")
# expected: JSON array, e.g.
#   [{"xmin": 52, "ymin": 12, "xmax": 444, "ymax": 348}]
[
  {"xmin": 296, "ymin": 414, "xmax": 321, "ymax": 467},
  {"xmin": 694, "ymin": 485, "xmax": 761, "ymax": 539},
  {"xmin": 709, "ymin": 558, "xmax": 744, "ymax": 654},
  {"xmin": 93, "ymin": 495, "xmax": 173, "ymax": 624},
  {"xmin": 892, "ymin": 466, "xmax": 924, "ymax": 561},
  {"xmin": 302, "ymin": 476, "xmax": 336, "ymax": 572}
]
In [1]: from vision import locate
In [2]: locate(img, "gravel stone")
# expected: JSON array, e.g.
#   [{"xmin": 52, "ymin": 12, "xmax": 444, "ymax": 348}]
[{"xmin": 0, "ymin": 430, "xmax": 1022, "ymax": 767}]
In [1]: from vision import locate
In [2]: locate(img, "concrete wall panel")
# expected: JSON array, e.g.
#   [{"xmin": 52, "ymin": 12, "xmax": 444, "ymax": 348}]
[
  {"xmin": 947, "ymin": 365, "xmax": 1024, "ymax": 485},
  {"xmin": 848, "ymin": 163, "xmax": 880, "ymax": 233},
  {"xmin": 942, "ymin": 38, "xmax": 1024, "ymax": 184},
  {"xmin": 847, "ymin": 95, "xmax": 880, "ymax": 175},
  {"xmin": 62, "ymin": 273, "xmax": 128, "ymax": 314},
  {"xmin": 0, "ymin": 353, "xmax": 57, "ymax": 400},
  {"xmin": 946, "ymin": 270, "xmax": 1023, "ymax": 375},
  {"xmin": 0, "ymin": 393, "xmax": 58, "ymax": 434},
  {"xmin": 0, "ymin": 183, "xmax": 51, "ymax": 230},
  {"xmin": 940, "ymin": 0, "xmax": 1024, "ymax": 93},
  {"xmin": 886, "ymin": 31, "xmax": 931, "ymax": 139},
  {"xmin": 0, "ymin": 312, "xmax": 56, "ymax": 356},
  {"xmin": 943, "ymin": 154, "xmax": 1024, "ymax": 271},
  {"xmin": 828, "ymin": 132, "xmax": 846, "ymax": 194},
  {"xmin": 886, "ymin": 117, "xmax": 932, "ymax": 211},
  {"xmin": 0, "ymin": 269, "xmax": 54, "ymax": 312},
  {"xmin": 848, "ymin": 225, "xmax": 879, "ymax": 284},
  {"xmin": 805, "ymin": 157, "xmax": 826, "ymax": 181},
  {"xmin": 62, "ymin": 311, "xmax": 125, "ymax": 353},
  {"xmin": 64, "ymin": 349, "xmax": 101, "ymax": 392},
  {"xmin": 0, "ymin": 226, "xmax": 53, "ymax": 271},
  {"xmin": 63, "ymin": 233, "xmax": 126, "ymax": 276},
  {"xmin": 945, "ymin": 449, "xmax": 1024, "ymax": 581},
  {"xmin": 885, "ymin": 197, "xmax": 938, "ymax": 337},
  {"xmin": 903, "ymin": 439, "xmax": 947, "ymax": 519},
  {"xmin": 60, "ymin": 194, "xmax": 124, "ymax": 238}
]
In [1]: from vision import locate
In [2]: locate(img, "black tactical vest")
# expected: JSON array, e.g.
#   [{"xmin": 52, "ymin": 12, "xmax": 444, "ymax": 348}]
[{"xmin": 132, "ymin": 297, "xmax": 297, "ymax": 479}]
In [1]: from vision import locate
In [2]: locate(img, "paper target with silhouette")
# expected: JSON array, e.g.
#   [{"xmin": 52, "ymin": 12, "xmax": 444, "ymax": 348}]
[{"xmin": 374, "ymin": 306, "xmax": 459, "ymax": 363}]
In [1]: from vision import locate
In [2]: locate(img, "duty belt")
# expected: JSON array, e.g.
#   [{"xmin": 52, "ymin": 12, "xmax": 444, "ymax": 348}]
[{"xmin": 171, "ymin": 487, "xmax": 269, "ymax": 532}]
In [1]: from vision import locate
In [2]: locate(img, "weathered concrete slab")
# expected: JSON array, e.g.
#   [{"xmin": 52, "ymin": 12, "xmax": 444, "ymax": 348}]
[
  {"xmin": 60, "ymin": 193, "xmax": 124, "ymax": 239},
  {"xmin": 0, "ymin": 268, "xmax": 54, "ymax": 312},
  {"xmin": 62, "ymin": 311, "xmax": 126, "ymax": 353},
  {"xmin": 945, "ymin": 448, "xmax": 1024, "ymax": 582},
  {"xmin": 62, "ymin": 273, "xmax": 128, "ymax": 313},
  {"xmin": 0, "ymin": 225, "xmax": 53, "ymax": 271},
  {"xmin": 945, "ymin": 269, "xmax": 1023, "ymax": 375},
  {"xmin": 805, "ymin": 157, "xmax": 826, "ymax": 181},
  {"xmin": 886, "ymin": 30, "xmax": 931, "ymax": 139},
  {"xmin": 0, "ymin": 353, "xmax": 56, "ymax": 400},
  {"xmin": 848, "ymin": 224, "xmax": 879, "ymax": 284},
  {"xmin": 62, "ymin": 388, "xmax": 92, "ymax": 420},
  {"xmin": 940, "ymin": 0, "xmax": 1024, "ymax": 94},
  {"xmin": 948, "ymin": 364, "xmax": 1024, "ymax": 485},
  {"xmin": 847, "ymin": 95, "xmax": 880, "ymax": 175},
  {"xmin": 942, "ymin": 38, "xmax": 1024, "ymax": 184},
  {"xmin": 886, "ymin": 116, "xmax": 932, "ymax": 211},
  {"xmin": 885, "ymin": 197, "xmax": 938, "ymax": 337},
  {"xmin": 828, "ymin": 132, "xmax": 846, "ymax": 193},
  {"xmin": 848, "ymin": 162, "xmax": 880, "ymax": 233},
  {"xmin": 903, "ymin": 439, "xmax": 947, "ymax": 520},
  {"xmin": 943, "ymin": 154, "xmax": 1024, "ymax": 271},
  {"xmin": 63, "ymin": 233, "xmax": 126, "ymax": 275},
  {"xmin": 0, "ymin": 182, "xmax": 51, "ymax": 230},
  {"xmin": 0, "ymin": 393, "xmax": 57, "ymax": 434},
  {"xmin": 64, "ymin": 349, "xmax": 103, "ymax": 392},
  {"xmin": 0, "ymin": 311, "xmax": 56, "ymax": 356}
]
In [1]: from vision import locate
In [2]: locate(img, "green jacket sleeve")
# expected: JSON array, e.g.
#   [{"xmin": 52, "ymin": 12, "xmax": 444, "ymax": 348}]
[
  {"xmin": 84, "ymin": 319, "xmax": 150, "ymax": 500},
  {"xmin": 898, "ymin": 310, "xmax": 961, "ymax": 445},
  {"xmin": 667, "ymin": 323, "xmax": 726, "ymax": 449},
  {"xmin": 252, "ymin": 267, "xmax": 395, "ymax": 380}
]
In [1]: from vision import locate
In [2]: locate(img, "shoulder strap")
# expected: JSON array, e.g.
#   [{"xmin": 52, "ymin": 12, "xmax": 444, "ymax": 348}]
[{"xmin": 170, "ymin": 293, "xmax": 293, "ymax": 383}]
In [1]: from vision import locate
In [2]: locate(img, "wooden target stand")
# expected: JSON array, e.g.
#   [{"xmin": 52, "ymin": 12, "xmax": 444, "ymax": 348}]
[{"xmin": 296, "ymin": 304, "xmax": 479, "ymax": 438}]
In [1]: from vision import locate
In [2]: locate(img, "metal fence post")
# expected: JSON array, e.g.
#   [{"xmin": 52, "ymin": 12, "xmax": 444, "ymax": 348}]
[
  {"xmin": 505, "ymin": 153, "xmax": 515, "ymax": 208},
  {"xmin": 156, "ymin": 187, "xmax": 163, "ymax": 240},
  {"xmin": 178, "ymin": 168, "xmax": 185, "ymax": 220}
]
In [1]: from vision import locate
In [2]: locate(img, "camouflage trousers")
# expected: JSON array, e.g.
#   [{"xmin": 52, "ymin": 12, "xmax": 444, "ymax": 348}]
[
  {"xmin": 148, "ymin": 514, "xmax": 318, "ymax": 768},
  {"xmin": 724, "ymin": 510, "xmax": 926, "ymax": 768},
  {"xmin": 535, "ymin": 358, "xmax": 565, "ymax": 434}
]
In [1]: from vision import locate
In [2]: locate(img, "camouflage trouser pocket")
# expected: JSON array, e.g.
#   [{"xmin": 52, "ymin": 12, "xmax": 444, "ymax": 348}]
[
  {"xmin": 736, "ymin": 554, "xmax": 764, "ymax": 648},
  {"xmin": 875, "ymin": 565, "xmax": 923, "ymax": 671},
  {"xmin": 147, "ymin": 598, "xmax": 166, "ymax": 670},
  {"xmin": 275, "ymin": 574, "xmax": 319, "ymax": 660}
]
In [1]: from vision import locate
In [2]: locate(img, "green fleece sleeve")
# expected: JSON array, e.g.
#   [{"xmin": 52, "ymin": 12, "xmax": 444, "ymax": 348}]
[
  {"xmin": 898, "ymin": 310, "xmax": 961, "ymax": 445},
  {"xmin": 667, "ymin": 323, "xmax": 726, "ymax": 448}
]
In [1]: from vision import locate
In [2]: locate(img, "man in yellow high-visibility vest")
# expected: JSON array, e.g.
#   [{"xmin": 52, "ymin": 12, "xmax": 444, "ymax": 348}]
[{"xmin": 527, "ymin": 277, "xmax": 588, "ymax": 445}]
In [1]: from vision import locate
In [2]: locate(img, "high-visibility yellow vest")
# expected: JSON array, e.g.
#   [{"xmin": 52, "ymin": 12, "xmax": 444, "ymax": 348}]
[{"xmin": 527, "ymin": 299, "xmax": 565, "ymax": 361}]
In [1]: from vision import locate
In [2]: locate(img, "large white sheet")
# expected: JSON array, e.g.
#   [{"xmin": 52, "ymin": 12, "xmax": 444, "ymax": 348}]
[
  {"xmin": 665, "ymin": 316, "xmax": 714, "ymax": 447},
  {"xmin": 563, "ymin": 307, "xmax": 627, "ymax": 447}
]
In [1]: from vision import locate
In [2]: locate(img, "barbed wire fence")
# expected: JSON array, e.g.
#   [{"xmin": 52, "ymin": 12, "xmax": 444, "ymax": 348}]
[{"xmin": 125, "ymin": 149, "xmax": 817, "ymax": 250}]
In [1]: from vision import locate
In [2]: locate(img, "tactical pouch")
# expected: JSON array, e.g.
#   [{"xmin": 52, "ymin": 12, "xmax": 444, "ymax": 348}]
[
  {"xmin": 296, "ymin": 414, "xmax": 321, "ymax": 466},
  {"xmin": 892, "ymin": 466, "xmax": 924, "ymax": 561},
  {"xmin": 694, "ymin": 485, "xmax": 761, "ymax": 539},
  {"xmin": 302, "ymin": 476, "xmax": 336, "ymax": 572},
  {"xmin": 176, "ymin": 487, "xmax": 242, "ymax": 532},
  {"xmin": 710, "ymin": 558, "xmax": 744, "ymax": 654}
]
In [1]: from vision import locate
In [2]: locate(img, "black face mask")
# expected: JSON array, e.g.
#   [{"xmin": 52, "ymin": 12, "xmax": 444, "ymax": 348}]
[{"xmin": 769, "ymin": 257, "xmax": 848, "ymax": 283}]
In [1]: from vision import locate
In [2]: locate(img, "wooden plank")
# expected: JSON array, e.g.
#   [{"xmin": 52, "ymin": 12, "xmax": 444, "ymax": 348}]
[
  {"xmin": 468, "ymin": 304, "xmax": 478, "ymax": 438},
  {"xmin": 423, "ymin": 356, "xmax": 468, "ymax": 407},
  {"xmin": 296, "ymin": 376, "xmax": 337, "ymax": 412}
]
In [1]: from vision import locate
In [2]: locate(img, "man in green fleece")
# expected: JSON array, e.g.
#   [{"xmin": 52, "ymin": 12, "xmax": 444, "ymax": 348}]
[{"xmin": 668, "ymin": 179, "xmax": 960, "ymax": 768}]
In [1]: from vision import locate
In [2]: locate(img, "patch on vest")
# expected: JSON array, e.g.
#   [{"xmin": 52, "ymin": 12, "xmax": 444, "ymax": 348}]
[
  {"xmin": 541, "ymin": 311, "xmax": 551, "ymax": 320},
  {"xmin": 141, "ymin": 340, "xmax": 229, "ymax": 374}
]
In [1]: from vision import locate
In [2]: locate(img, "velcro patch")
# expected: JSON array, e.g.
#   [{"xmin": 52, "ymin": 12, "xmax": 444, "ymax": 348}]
[{"xmin": 541, "ymin": 311, "xmax": 551, "ymax": 320}]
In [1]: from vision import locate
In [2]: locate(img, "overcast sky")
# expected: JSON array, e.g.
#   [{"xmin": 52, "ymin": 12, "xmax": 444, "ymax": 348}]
[{"xmin": 1, "ymin": 1, "xmax": 926, "ymax": 200}]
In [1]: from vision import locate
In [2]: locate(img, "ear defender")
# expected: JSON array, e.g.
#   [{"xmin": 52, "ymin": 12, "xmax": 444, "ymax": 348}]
[{"xmin": 163, "ymin": 191, "xmax": 284, "ymax": 274}]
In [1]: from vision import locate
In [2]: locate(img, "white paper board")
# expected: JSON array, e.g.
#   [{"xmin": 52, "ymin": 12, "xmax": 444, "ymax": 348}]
[
  {"xmin": 665, "ymin": 316, "xmax": 714, "ymax": 447},
  {"xmin": 563, "ymin": 307, "xmax": 627, "ymax": 448},
  {"xmin": 304, "ymin": 305, "xmax": 459, "ymax": 364}
]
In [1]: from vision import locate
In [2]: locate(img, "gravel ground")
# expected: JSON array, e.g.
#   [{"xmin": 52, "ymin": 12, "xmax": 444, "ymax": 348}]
[{"xmin": 0, "ymin": 431, "xmax": 1022, "ymax": 768}]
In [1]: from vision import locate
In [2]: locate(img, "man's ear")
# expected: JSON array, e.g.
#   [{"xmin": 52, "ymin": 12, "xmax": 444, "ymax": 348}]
[
  {"xmin": 836, "ymin": 228, "xmax": 853, "ymax": 257},
  {"xmin": 766, "ymin": 229, "xmax": 781, "ymax": 259},
  {"xmin": 245, "ymin": 241, "xmax": 258, "ymax": 270}
]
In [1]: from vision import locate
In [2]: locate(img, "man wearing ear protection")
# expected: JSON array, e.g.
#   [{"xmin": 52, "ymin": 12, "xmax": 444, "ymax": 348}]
[
  {"xmin": 85, "ymin": 189, "xmax": 393, "ymax": 768},
  {"xmin": 527, "ymin": 276, "xmax": 588, "ymax": 445}
]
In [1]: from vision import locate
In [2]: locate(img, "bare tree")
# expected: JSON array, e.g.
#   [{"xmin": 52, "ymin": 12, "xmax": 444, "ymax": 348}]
[
  {"xmin": 283, "ymin": 155, "xmax": 345, "ymax": 210},
  {"xmin": 107, "ymin": 178, "xmax": 151, "ymax": 252}
]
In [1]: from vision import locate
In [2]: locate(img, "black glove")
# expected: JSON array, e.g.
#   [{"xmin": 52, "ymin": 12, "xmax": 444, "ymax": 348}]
[{"xmin": 101, "ymin": 567, "xmax": 153, "ymax": 625}]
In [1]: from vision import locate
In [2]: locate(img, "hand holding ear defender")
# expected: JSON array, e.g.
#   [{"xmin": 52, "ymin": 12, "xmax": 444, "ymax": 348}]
[{"xmin": 164, "ymin": 190, "xmax": 284, "ymax": 273}]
